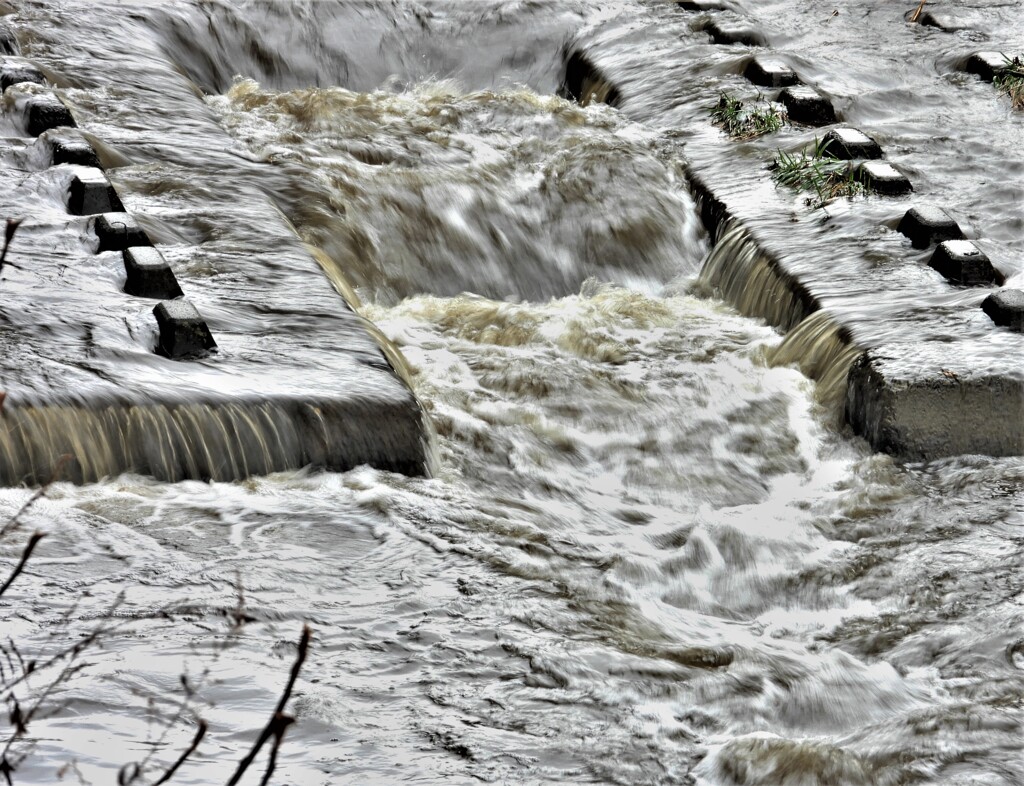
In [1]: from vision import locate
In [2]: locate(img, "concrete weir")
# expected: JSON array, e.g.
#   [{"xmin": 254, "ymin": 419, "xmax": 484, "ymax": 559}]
[
  {"xmin": 0, "ymin": 11, "xmax": 432, "ymax": 483},
  {"xmin": 560, "ymin": 43, "xmax": 1023, "ymax": 460}
]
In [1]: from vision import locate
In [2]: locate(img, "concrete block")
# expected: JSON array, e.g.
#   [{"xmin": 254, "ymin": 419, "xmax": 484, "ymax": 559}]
[
  {"xmin": 0, "ymin": 61, "xmax": 45, "ymax": 92},
  {"xmin": 677, "ymin": 0, "xmax": 728, "ymax": 9},
  {"xmin": 124, "ymin": 247, "xmax": 183, "ymax": 300},
  {"xmin": 846, "ymin": 352, "xmax": 1024, "ymax": 459},
  {"xmin": 24, "ymin": 93, "xmax": 76, "ymax": 137},
  {"xmin": 981, "ymin": 289, "xmax": 1024, "ymax": 332},
  {"xmin": 919, "ymin": 12, "xmax": 967, "ymax": 32},
  {"xmin": 928, "ymin": 240, "xmax": 1002, "ymax": 286},
  {"xmin": 153, "ymin": 299, "xmax": 217, "ymax": 359},
  {"xmin": 704, "ymin": 19, "xmax": 767, "ymax": 47},
  {"xmin": 47, "ymin": 134, "xmax": 101, "ymax": 168},
  {"xmin": 743, "ymin": 56, "xmax": 798, "ymax": 87},
  {"xmin": 67, "ymin": 167, "xmax": 124, "ymax": 215},
  {"xmin": 821, "ymin": 127, "xmax": 882, "ymax": 160},
  {"xmin": 856, "ymin": 161, "xmax": 912, "ymax": 196},
  {"xmin": 779, "ymin": 85, "xmax": 835, "ymax": 125},
  {"xmin": 964, "ymin": 51, "xmax": 1012, "ymax": 81},
  {"xmin": 897, "ymin": 206, "xmax": 963, "ymax": 249},
  {"xmin": 94, "ymin": 213, "xmax": 151, "ymax": 252}
]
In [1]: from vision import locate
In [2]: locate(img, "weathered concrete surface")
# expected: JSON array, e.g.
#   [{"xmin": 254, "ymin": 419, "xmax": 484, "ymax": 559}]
[
  {"xmin": 847, "ymin": 351, "xmax": 1024, "ymax": 459},
  {"xmin": 898, "ymin": 206, "xmax": 963, "ymax": 249},
  {"xmin": 779, "ymin": 85, "xmax": 836, "ymax": 125},
  {"xmin": 94, "ymin": 212, "xmax": 151, "ymax": 251},
  {"xmin": 154, "ymin": 299, "xmax": 216, "ymax": 358},
  {"xmin": 929, "ymin": 240, "xmax": 1002, "ymax": 286},
  {"xmin": 982, "ymin": 290, "xmax": 1024, "ymax": 332},
  {"xmin": 857, "ymin": 161, "xmax": 912, "ymax": 196},
  {"xmin": 703, "ymin": 19, "xmax": 767, "ymax": 47},
  {"xmin": 744, "ymin": 56, "xmax": 797, "ymax": 87},
  {"xmin": 821, "ymin": 128, "xmax": 881, "ymax": 161}
]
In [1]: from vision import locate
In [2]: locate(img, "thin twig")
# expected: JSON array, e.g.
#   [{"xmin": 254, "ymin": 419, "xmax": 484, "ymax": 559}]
[
  {"xmin": 257, "ymin": 718, "xmax": 294, "ymax": 786},
  {"xmin": 0, "ymin": 219, "xmax": 22, "ymax": 275},
  {"xmin": 152, "ymin": 720, "xmax": 208, "ymax": 786},
  {"xmin": 910, "ymin": 0, "xmax": 927, "ymax": 23},
  {"xmin": 0, "ymin": 532, "xmax": 46, "ymax": 599},
  {"xmin": 226, "ymin": 625, "xmax": 311, "ymax": 786}
]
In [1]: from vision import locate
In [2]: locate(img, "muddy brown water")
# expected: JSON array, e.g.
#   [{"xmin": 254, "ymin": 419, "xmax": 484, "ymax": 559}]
[{"xmin": 0, "ymin": 1, "xmax": 1021, "ymax": 784}]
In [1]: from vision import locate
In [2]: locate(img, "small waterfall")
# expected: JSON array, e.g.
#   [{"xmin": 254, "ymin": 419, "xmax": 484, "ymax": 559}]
[
  {"xmin": 559, "ymin": 50, "xmax": 621, "ymax": 107},
  {"xmin": 695, "ymin": 219, "xmax": 819, "ymax": 333},
  {"xmin": 0, "ymin": 398, "xmax": 430, "ymax": 485}
]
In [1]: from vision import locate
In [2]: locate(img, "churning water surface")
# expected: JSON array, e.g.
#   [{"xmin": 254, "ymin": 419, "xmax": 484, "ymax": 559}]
[{"xmin": 1, "ymin": 1, "xmax": 1022, "ymax": 784}]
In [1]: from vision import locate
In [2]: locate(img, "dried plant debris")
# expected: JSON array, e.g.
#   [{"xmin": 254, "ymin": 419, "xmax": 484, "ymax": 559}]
[
  {"xmin": 710, "ymin": 92, "xmax": 786, "ymax": 140},
  {"xmin": 994, "ymin": 55, "xmax": 1024, "ymax": 109}
]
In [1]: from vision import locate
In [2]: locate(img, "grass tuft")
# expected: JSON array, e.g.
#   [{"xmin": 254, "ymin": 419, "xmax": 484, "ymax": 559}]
[
  {"xmin": 770, "ymin": 138, "xmax": 868, "ymax": 209},
  {"xmin": 710, "ymin": 93, "xmax": 786, "ymax": 140},
  {"xmin": 994, "ymin": 55, "xmax": 1024, "ymax": 110}
]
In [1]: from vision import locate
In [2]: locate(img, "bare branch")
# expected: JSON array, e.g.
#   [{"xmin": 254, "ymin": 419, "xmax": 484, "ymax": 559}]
[
  {"xmin": 226, "ymin": 625, "xmax": 311, "ymax": 786},
  {"xmin": 152, "ymin": 719, "xmax": 208, "ymax": 786},
  {"xmin": 0, "ymin": 532, "xmax": 46, "ymax": 600}
]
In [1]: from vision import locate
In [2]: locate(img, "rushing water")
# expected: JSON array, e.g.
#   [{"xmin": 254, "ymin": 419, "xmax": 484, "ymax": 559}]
[{"xmin": 1, "ymin": 1, "xmax": 1022, "ymax": 784}]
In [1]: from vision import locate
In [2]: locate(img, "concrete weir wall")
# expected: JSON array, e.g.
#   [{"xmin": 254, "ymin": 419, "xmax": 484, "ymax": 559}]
[
  {"xmin": 562, "ymin": 12, "xmax": 1024, "ymax": 461},
  {"xmin": 0, "ymin": 8, "xmax": 431, "ymax": 483}
]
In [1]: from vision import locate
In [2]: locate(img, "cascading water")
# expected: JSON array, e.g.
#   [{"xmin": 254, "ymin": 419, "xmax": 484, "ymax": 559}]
[{"xmin": 0, "ymin": 1, "xmax": 1021, "ymax": 785}]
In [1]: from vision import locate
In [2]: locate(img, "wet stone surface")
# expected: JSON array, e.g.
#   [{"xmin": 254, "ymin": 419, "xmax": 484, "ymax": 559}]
[
  {"xmin": 821, "ymin": 127, "xmax": 882, "ymax": 160},
  {"xmin": 897, "ymin": 206, "xmax": 963, "ymax": 249},
  {"xmin": 928, "ymin": 240, "xmax": 1002, "ymax": 286},
  {"xmin": 744, "ymin": 55, "xmax": 798, "ymax": 87},
  {"xmin": 24, "ymin": 92, "xmax": 75, "ymax": 136},
  {"xmin": 963, "ymin": 51, "xmax": 1012, "ymax": 81},
  {"xmin": 123, "ymin": 246, "xmax": 184, "ymax": 300},
  {"xmin": 47, "ymin": 133, "xmax": 102, "ymax": 168},
  {"xmin": 93, "ymin": 212, "xmax": 151, "ymax": 251},
  {"xmin": 779, "ymin": 85, "xmax": 835, "ymax": 125},
  {"xmin": 704, "ymin": 19, "xmax": 767, "ymax": 47},
  {"xmin": 981, "ymin": 289, "xmax": 1024, "ymax": 332},
  {"xmin": 67, "ymin": 167, "xmax": 124, "ymax": 215},
  {"xmin": 153, "ymin": 299, "xmax": 217, "ymax": 359},
  {"xmin": 857, "ymin": 161, "xmax": 912, "ymax": 196},
  {"xmin": 0, "ymin": 60, "xmax": 45, "ymax": 91}
]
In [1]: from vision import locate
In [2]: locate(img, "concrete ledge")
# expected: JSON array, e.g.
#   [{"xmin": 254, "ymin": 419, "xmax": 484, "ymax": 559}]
[
  {"xmin": 981, "ymin": 290, "xmax": 1024, "ymax": 332},
  {"xmin": 928, "ymin": 240, "xmax": 1002, "ymax": 286},
  {"xmin": 821, "ymin": 127, "xmax": 882, "ymax": 160},
  {"xmin": 846, "ymin": 352, "xmax": 1024, "ymax": 459},
  {"xmin": 0, "ymin": 60, "xmax": 46, "ymax": 91},
  {"xmin": 94, "ymin": 212, "xmax": 151, "ymax": 251},
  {"xmin": 856, "ymin": 161, "xmax": 912, "ymax": 195},
  {"xmin": 154, "ymin": 299, "xmax": 217, "ymax": 359},
  {"xmin": 779, "ymin": 85, "xmax": 836, "ymax": 125},
  {"xmin": 897, "ymin": 206, "xmax": 963, "ymax": 249},
  {"xmin": 744, "ymin": 56, "xmax": 798, "ymax": 87},
  {"xmin": 0, "ymin": 397, "xmax": 430, "ymax": 484},
  {"xmin": 67, "ymin": 167, "xmax": 124, "ymax": 215},
  {"xmin": 24, "ymin": 92, "xmax": 76, "ymax": 136},
  {"xmin": 124, "ymin": 247, "xmax": 184, "ymax": 300}
]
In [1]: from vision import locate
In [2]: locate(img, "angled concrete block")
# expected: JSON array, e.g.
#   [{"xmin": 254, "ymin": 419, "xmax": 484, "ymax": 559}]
[
  {"xmin": 124, "ymin": 247, "xmax": 183, "ymax": 300},
  {"xmin": 67, "ymin": 167, "xmax": 124, "ymax": 215},
  {"xmin": 0, "ymin": 61, "xmax": 45, "ymax": 92},
  {"xmin": 779, "ymin": 85, "xmax": 835, "ymax": 125},
  {"xmin": 963, "ymin": 51, "xmax": 1012, "ymax": 81},
  {"xmin": 704, "ymin": 19, "xmax": 766, "ymax": 47},
  {"xmin": 677, "ymin": 0, "xmax": 728, "ymax": 9},
  {"xmin": 919, "ymin": 12, "xmax": 968, "ymax": 32},
  {"xmin": 928, "ymin": 240, "xmax": 1002, "ymax": 286},
  {"xmin": 846, "ymin": 352, "xmax": 1024, "ymax": 459},
  {"xmin": 154, "ymin": 299, "xmax": 217, "ymax": 359},
  {"xmin": 744, "ymin": 56, "xmax": 798, "ymax": 87},
  {"xmin": 821, "ymin": 127, "xmax": 882, "ymax": 160},
  {"xmin": 897, "ymin": 206, "xmax": 963, "ymax": 249},
  {"xmin": 24, "ymin": 93, "xmax": 76, "ymax": 136},
  {"xmin": 94, "ymin": 213, "xmax": 151, "ymax": 252},
  {"xmin": 857, "ymin": 161, "xmax": 912, "ymax": 195},
  {"xmin": 981, "ymin": 290, "xmax": 1024, "ymax": 332},
  {"xmin": 47, "ymin": 133, "xmax": 101, "ymax": 168}
]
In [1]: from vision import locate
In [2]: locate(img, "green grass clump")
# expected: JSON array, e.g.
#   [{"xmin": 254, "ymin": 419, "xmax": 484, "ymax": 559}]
[
  {"xmin": 710, "ymin": 93, "xmax": 786, "ymax": 140},
  {"xmin": 770, "ymin": 139, "xmax": 868, "ymax": 209},
  {"xmin": 994, "ymin": 55, "xmax": 1024, "ymax": 110}
]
